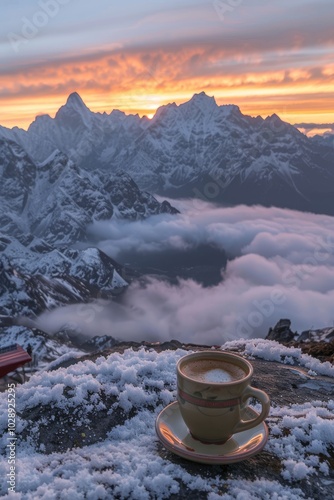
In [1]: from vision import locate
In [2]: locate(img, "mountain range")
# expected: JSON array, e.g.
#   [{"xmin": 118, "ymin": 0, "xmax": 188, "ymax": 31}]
[
  {"xmin": 1, "ymin": 91, "xmax": 334, "ymax": 215},
  {"xmin": 1, "ymin": 91, "xmax": 334, "ymax": 362},
  {"xmin": 0, "ymin": 135, "xmax": 178, "ymax": 336}
]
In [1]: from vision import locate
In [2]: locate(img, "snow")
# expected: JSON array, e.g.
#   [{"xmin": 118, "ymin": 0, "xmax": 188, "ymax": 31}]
[
  {"xmin": 208, "ymin": 479, "xmax": 305, "ymax": 500},
  {"xmin": 38, "ymin": 149, "xmax": 63, "ymax": 167},
  {"xmin": 112, "ymin": 269, "xmax": 128, "ymax": 288},
  {"xmin": 266, "ymin": 400, "xmax": 334, "ymax": 481},
  {"xmin": 0, "ymin": 346, "xmax": 333, "ymax": 498},
  {"xmin": 222, "ymin": 338, "xmax": 334, "ymax": 377}
]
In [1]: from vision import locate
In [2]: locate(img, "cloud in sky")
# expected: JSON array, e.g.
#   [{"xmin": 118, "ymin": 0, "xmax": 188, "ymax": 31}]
[
  {"xmin": 0, "ymin": 0, "xmax": 333, "ymax": 127},
  {"xmin": 36, "ymin": 202, "xmax": 334, "ymax": 345},
  {"xmin": 295, "ymin": 123, "xmax": 334, "ymax": 137}
]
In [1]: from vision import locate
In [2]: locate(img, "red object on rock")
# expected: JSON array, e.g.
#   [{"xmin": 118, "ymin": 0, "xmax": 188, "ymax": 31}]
[{"xmin": 0, "ymin": 344, "xmax": 32, "ymax": 378}]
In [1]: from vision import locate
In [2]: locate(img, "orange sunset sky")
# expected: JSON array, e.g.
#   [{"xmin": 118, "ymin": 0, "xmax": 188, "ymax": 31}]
[{"xmin": 1, "ymin": 0, "xmax": 334, "ymax": 133}]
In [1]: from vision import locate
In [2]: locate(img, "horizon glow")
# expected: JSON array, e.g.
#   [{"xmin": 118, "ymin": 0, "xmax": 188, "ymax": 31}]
[{"xmin": 0, "ymin": 0, "xmax": 333, "ymax": 130}]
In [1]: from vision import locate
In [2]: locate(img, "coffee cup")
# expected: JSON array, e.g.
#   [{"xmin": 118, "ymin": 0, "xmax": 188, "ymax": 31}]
[{"xmin": 177, "ymin": 351, "xmax": 270, "ymax": 444}]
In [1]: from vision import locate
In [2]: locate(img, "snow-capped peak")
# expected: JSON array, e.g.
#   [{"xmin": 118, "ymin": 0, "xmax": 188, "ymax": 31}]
[
  {"xmin": 65, "ymin": 92, "xmax": 88, "ymax": 111},
  {"xmin": 264, "ymin": 113, "xmax": 285, "ymax": 126},
  {"xmin": 188, "ymin": 91, "xmax": 216, "ymax": 106},
  {"xmin": 180, "ymin": 91, "xmax": 217, "ymax": 114},
  {"xmin": 55, "ymin": 92, "xmax": 92, "ymax": 127}
]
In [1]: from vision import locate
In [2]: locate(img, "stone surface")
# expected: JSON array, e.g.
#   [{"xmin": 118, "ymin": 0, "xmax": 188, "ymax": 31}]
[
  {"xmin": 16, "ymin": 342, "xmax": 334, "ymax": 499},
  {"xmin": 266, "ymin": 319, "xmax": 296, "ymax": 343},
  {"xmin": 266, "ymin": 318, "xmax": 334, "ymax": 363}
]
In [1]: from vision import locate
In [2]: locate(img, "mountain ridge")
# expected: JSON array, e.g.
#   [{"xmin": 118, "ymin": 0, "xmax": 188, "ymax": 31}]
[{"xmin": 1, "ymin": 92, "xmax": 333, "ymax": 215}]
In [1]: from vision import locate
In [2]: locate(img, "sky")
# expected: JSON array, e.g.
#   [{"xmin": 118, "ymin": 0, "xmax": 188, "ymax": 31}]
[
  {"xmin": 0, "ymin": 0, "xmax": 333, "ymax": 129},
  {"xmin": 35, "ymin": 201, "xmax": 334, "ymax": 345}
]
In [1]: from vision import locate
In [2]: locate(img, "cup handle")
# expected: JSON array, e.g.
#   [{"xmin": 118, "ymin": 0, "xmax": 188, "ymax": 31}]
[{"xmin": 233, "ymin": 386, "xmax": 270, "ymax": 434}]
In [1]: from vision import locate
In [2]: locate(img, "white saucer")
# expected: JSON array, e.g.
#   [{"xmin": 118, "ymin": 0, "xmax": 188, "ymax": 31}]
[{"xmin": 155, "ymin": 401, "xmax": 268, "ymax": 464}]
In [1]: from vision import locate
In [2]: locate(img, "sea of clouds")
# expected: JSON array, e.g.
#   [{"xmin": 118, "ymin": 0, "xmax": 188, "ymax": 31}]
[{"xmin": 36, "ymin": 200, "xmax": 334, "ymax": 345}]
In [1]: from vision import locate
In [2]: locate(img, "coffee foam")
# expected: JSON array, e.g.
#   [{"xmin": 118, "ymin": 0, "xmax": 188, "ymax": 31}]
[{"xmin": 181, "ymin": 359, "xmax": 246, "ymax": 383}]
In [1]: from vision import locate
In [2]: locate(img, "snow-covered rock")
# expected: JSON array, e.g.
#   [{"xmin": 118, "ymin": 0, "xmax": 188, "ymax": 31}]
[
  {"xmin": 0, "ymin": 343, "xmax": 333, "ymax": 499},
  {"xmin": 0, "ymin": 238, "xmax": 129, "ymax": 321},
  {"xmin": 265, "ymin": 319, "xmax": 334, "ymax": 365}
]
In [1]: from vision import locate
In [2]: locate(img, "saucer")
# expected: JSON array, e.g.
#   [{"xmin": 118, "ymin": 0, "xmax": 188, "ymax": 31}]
[{"xmin": 155, "ymin": 401, "xmax": 268, "ymax": 464}]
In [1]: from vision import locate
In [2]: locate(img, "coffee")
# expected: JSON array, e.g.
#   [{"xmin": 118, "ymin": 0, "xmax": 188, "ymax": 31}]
[
  {"xmin": 181, "ymin": 358, "xmax": 246, "ymax": 383},
  {"xmin": 177, "ymin": 351, "xmax": 270, "ymax": 444}
]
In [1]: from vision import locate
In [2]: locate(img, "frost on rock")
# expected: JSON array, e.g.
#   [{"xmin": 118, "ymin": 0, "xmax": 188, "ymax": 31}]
[
  {"xmin": 267, "ymin": 400, "xmax": 334, "ymax": 481},
  {"xmin": 222, "ymin": 338, "xmax": 334, "ymax": 377},
  {"xmin": 0, "ymin": 346, "xmax": 333, "ymax": 499}
]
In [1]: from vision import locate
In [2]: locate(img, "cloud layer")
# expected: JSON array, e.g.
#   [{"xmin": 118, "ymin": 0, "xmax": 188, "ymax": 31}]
[{"xmin": 36, "ymin": 201, "xmax": 334, "ymax": 345}]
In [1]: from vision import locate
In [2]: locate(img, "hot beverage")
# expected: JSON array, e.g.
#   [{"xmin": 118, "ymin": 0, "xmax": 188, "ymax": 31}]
[
  {"xmin": 177, "ymin": 351, "xmax": 270, "ymax": 444},
  {"xmin": 181, "ymin": 358, "xmax": 246, "ymax": 383}
]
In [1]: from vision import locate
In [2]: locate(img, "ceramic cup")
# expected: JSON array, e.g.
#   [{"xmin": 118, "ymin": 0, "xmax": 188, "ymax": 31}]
[{"xmin": 177, "ymin": 351, "xmax": 270, "ymax": 444}]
